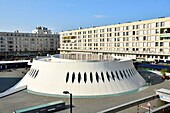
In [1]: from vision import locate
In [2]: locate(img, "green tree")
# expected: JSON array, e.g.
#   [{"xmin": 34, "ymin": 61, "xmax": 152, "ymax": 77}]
[{"xmin": 160, "ymin": 68, "xmax": 168, "ymax": 76}]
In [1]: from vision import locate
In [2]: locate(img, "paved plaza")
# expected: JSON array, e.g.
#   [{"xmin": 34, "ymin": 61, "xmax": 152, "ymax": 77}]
[{"xmin": 0, "ymin": 68, "xmax": 169, "ymax": 113}]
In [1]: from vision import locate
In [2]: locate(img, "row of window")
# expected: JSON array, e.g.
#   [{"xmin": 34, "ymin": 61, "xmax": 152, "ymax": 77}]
[
  {"xmin": 28, "ymin": 69, "xmax": 39, "ymax": 78},
  {"xmin": 65, "ymin": 69, "xmax": 137, "ymax": 83},
  {"xmin": 0, "ymin": 33, "xmax": 57, "ymax": 37},
  {"xmin": 62, "ymin": 21, "xmax": 165, "ymax": 36},
  {"xmin": 62, "ymin": 36, "xmax": 162, "ymax": 45},
  {"xmin": 62, "ymin": 29, "xmax": 160, "ymax": 40}
]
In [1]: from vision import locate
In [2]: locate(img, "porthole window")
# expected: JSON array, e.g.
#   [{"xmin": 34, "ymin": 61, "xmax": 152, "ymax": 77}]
[
  {"xmin": 130, "ymin": 69, "xmax": 135, "ymax": 76},
  {"xmin": 131, "ymin": 69, "xmax": 135, "ymax": 76},
  {"xmin": 132, "ymin": 69, "xmax": 136, "ymax": 75},
  {"xmin": 96, "ymin": 72, "xmax": 99, "ymax": 83},
  {"xmin": 66, "ymin": 72, "xmax": 69, "ymax": 83},
  {"xmin": 119, "ymin": 71, "xmax": 124, "ymax": 79},
  {"xmin": 128, "ymin": 69, "xmax": 133, "ymax": 77},
  {"xmin": 28, "ymin": 69, "xmax": 31, "ymax": 76},
  {"xmin": 115, "ymin": 71, "xmax": 120, "ymax": 80},
  {"xmin": 78, "ymin": 72, "xmax": 81, "ymax": 83},
  {"xmin": 29, "ymin": 69, "xmax": 34, "ymax": 77},
  {"xmin": 90, "ymin": 72, "xmax": 93, "ymax": 83},
  {"xmin": 34, "ymin": 70, "xmax": 39, "ymax": 78},
  {"xmin": 106, "ymin": 72, "xmax": 110, "ymax": 81},
  {"xmin": 126, "ymin": 69, "xmax": 131, "ymax": 77},
  {"xmin": 28, "ymin": 69, "xmax": 33, "ymax": 76},
  {"xmin": 123, "ymin": 70, "xmax": 128, "ymax": 78},
  {"xmin": 101, "ymin": 72, "xmax": 105, "ymax": 82},
  {"xmin": 72, "ymin": 72, "xmax": 75, "ymax": 83},
  {"xmin": 84, "ymin": 72, "xmax": 87, "ymax": 83},
  {"xmin": 31, "ymin": 69, "xmax": 35, "ymax": 77},
  {"xmin": 111, "ymin": 71, "xmax": 115, "ymax": 81}
]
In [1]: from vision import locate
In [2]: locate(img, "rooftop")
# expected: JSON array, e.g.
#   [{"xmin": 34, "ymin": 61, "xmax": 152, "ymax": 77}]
[{"xmin": 36, "ymin": 54, "xmax": 129, "ymax": 63}]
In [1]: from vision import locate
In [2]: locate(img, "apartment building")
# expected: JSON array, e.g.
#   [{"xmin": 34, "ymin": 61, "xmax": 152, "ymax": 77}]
[
  {"xmin": 59, "ymin": 17, "xmax": 170, "ymax": 62},
  {"xmin": 0, "ymin": 27, "xmax": 59, "ymax": 60}
]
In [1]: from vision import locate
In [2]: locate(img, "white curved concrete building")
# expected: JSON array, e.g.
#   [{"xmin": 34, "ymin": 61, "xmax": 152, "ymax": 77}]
[{"xmin": 14, "ymin": 55, "xmax": 146, "ymax": 97}]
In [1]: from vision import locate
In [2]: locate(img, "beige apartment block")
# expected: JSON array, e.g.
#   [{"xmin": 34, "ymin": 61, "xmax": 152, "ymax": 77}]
[
  {"xmin": 59, "ymin": 17, "xmax": 170, "ymax": 62},
  {"xmin": 0, "ymin": 27, "xmax": 59, "ymax": 60}
]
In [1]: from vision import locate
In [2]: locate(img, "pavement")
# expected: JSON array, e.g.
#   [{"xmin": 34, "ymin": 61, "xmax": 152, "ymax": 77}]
[{"xmin": 0, "ymin": 68, "xmax": 169, "ymax": 113}]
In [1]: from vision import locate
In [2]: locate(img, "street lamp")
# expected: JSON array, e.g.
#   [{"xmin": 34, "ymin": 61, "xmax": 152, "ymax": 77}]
[{"xmin": 63, "ymin": 91, "xmax": 72, "ymax": 113}]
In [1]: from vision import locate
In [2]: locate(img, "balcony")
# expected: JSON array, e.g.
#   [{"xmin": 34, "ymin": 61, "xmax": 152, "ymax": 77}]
[
  {"xmin": 160, "ymin": 33, "xmax": 170, "ymax": 37},
  {"xmin": 160, "ymin": 28, "xmax": 170, "ymax": 40}
]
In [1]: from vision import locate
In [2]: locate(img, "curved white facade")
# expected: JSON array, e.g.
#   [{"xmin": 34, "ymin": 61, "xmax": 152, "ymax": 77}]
[{"xmin": 15, "ymin": 56, "xmax": 146, "ymax": 97}]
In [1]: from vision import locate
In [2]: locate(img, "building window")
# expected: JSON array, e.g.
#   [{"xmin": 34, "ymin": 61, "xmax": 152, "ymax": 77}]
[
  {"xmin": 31, "ymin": 69, "xmax": 36, "ymax": 77},
  {"xmin": 84, "ymin": 72, "xmax": 87, "ymax": 83},
  {"xmin": 143, "ymin": 24, "xmax": 146, "ymax": 29},
  {"xmin": 123, "ymin": 70, "xmax": 128, "ymax": 78},
  {"xmin": 90, "ymin": 72, "xmax": 93, "ymax": 83},
  {"xmin": 123, "ymin": 26, "xmax": 126, "ymax": 30},
  {"xmin": 115, "ymin": 28, "xmax": 117, "ymax": 31},
  {"xmin": 126, "ymin": 26, "xmax": 129, "ymax": 30},
  {"xmin": 28, "ymin": 69, "xmax": 33, "ymax": 76},
  {"xmin": 131, "ymin": 69, "xmax": 135, "ymax": 76},
  {"xmin": 155, "ymin": 29, "xmax": 159, "ymax": 34},
  {"xmin": 30, "ymin": 69, "xmax": 35, "ymax": 77},
  {"xmin": 160, "ymin": 22, "xmax": 165, "ymax": 27},
  {"xmin": 126, "ymin": 69, "xmax": 131, "ymax": 77},
  {"xmin": 136, "ymin": 37, "xmax": 139, "ymax": 40},
  {"xmin": 133, "ymin": 31, "xmax": 135, "ymax": 35},
  {"xmin": 136, "ymin": 25, "xmax": 139, "ymax": 29},
  {"xmin": 96, "ymin": 72, "xmax": 99, "ymax": 83},
  {"xmin": 143, "ymin": 36, "xmax": 146, "ymax": 40},
  {"xmin": 147, "ymin": 24, "xmax": 151, "ymax": 28},
  {"xmin": 156, "ymin": 22, "xmax": 159, "ymax": 27},
  {"xmin": 136, "ymin": 31, "xmax": 139, "ymax": 35},
  {"xmin": 111, "ymin": 71, "xmax": 115, "ymax": 81},
  {"xmin": 106, "ymin": 72, "xmax": 110, "ymax": 81},
  {"xmin": 119, "ymin": 71, "xmax": 124, "ymax": 79},
  {"xmin": 114, "ymin": 38, "xmax": 116, "ymax": 41},
  {"xmin": 132, "ymin": 69, "xmax": 136, "ymax": 75},
  {"xmin": 126, "ymin": 32, "xmax": 129, "ymax": 36},
  {"xmin": 129, "ymin": 69, "xmax": 133, "ymax": 76},
  {"xmin": 123, "ymin": 37, "xmax": 125, "ymax": 41},
  {"xmin": 123, "ymin": 32, "xmax": 125, "ymax": 36},
  {"xmin": 133, "ymin": 25, "xmax": 135, "ymax": 29},
  {"xmin": 101, "ymin": 72, "xmax": 105, "ymax": 82},
  {"xmin": 34, "ymin": 70, "xmax": 39, "ymax": 78},
  {"xmin": 155, "ymin": 42, "xmax": 159, "ymax": 46},
  {"xmin": 129, "ymin": 69, "xmax": 134, "ymax": 76},
  {"xmin": 115, "ymin": 71, "xmax": 120, "ymax": 80},
  {"xmin": 72, "ymin": 72, "xmax": 75, "ymax": 83},
  {"xmin": 165, "ymin": 56, "xmax": 168, "ymax": 59},
  {"xmin": 117, "ymin": 32, "xmax": 120, "ymax": 36},
  {"xmin": 66, "ymin": 72, "xmax": 69, "ymax": 83},
  {"xmin": 78, "ymin": 72, "xmax": 81, "ymax": 83},
  {"xmin": 160, "ymin": 49, "xmax": 163, "ymax": 52},
  {"xmin": 160, "ymin": 42, "xmax": 164, "ymax": 47}
]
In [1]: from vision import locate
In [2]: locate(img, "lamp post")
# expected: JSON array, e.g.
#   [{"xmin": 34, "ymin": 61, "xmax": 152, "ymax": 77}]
[
  {"xmin": 147, "ymin": 102, "xmax": 151, "ymax": 113},
  {"xmin": 63, "ymin": 91, "xmax": 72, "ymax": 113}
]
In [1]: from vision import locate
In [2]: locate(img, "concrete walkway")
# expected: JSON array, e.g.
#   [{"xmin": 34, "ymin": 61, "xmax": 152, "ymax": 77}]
[{"xmin": 0, "ymin": 69, "xmax": 169, "ymax": 113}]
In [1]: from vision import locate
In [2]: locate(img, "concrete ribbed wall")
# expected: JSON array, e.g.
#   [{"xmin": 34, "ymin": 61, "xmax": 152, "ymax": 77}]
[{"xmin": 16, "ymin": 57, "xmax": 146, "ymax": 97}]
